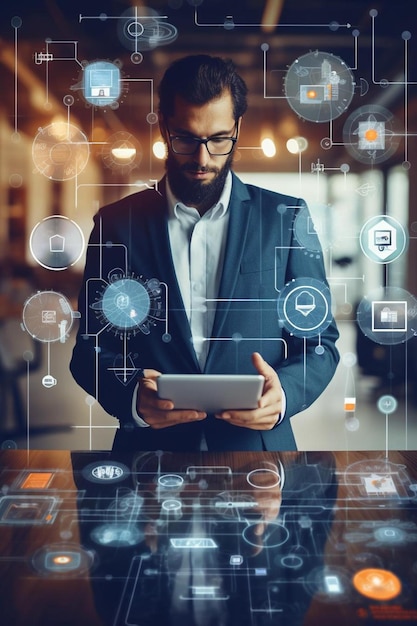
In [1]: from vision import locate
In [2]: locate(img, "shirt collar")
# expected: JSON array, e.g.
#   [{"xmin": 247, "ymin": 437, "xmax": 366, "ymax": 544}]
[{"xmin": 167, "ymin": 171, "xmax": 232, "ymax": 222}]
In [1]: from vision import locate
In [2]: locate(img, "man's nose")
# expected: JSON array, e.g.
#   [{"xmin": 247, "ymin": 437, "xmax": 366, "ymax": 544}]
[{"xmin": 194, "ymin": 142, "xmax": 211, "ymax": 166}]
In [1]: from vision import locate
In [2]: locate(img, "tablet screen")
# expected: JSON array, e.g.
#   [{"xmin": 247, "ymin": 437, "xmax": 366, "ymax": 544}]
[{"xmin": 156, "ymin": 374, "xmax": 264, "ymax": 413}]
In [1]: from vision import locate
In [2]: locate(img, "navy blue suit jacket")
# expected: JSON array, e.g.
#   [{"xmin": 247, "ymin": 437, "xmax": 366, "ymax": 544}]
[{"xmin": 70, "ymin": 173, "xmax": 339, "ymax": 451}]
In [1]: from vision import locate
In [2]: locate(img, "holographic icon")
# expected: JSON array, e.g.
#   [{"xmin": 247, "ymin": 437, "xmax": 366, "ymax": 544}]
[
  {"xmin": 117, "ymin": 7, "xmax": 178, "ymax": 52},
  {"xmin": 359, "ymin": 215, "xmax": 407, "ymax": 264},
  {"xmin": 22, "ymin": 291, "xmax": 76, "ymax": 343},
  {"xmin": 372, "ymin": 301, "xmax": 407, "ymax": 332},
  {"xmin": 32, "ymin": 122, "xmax": 89, "ymax": 181},
  {"xmin": 294, "ymin": 291, "xmax": 316, "ymax": 316},
  {"xmin": 30, "ymin": 216, "xmax": 85, "ymax": 271},
  {"xmin": 357, "ymin": 286, "xmax": 417, "ymax": 346},
  {"xmin": 343, "ymin": 105, "xmax": 400, "ymax": 164},
  {"xmin": 284, "ymin": 50, "xmax": 355, "ymax": 123},
  {"xmin": 277, "ymin": 278, "xmax": 333, "ymax": 338},
  {"xmin": 353, "ymin": 569, "xmax": 402, "ymax": 601},
  {"xmin": 90, "ymin": 274, "xmax": 164, "ymax": 337},
  {"xmin": 83, "ymin": 61, "xmax": 121, "ymax": 107},
  {"xmin": 101, "ymin": 131, "xmax": 142, "ymax": 174},
  {"xmin": 42, "ymin": 374, "xmax": 57, "ymax": 388}
]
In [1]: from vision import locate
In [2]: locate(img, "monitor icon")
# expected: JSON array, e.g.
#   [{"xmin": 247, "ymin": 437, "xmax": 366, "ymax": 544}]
[{"xmin": 371, "ymin": 301, "xmax": 407, "ymax": 332}]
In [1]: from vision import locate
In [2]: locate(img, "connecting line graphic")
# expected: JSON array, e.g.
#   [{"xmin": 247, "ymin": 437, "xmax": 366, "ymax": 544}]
[
  {"xmin": 194, "ymin": 9, "xmax": 352, "ymax": 31},
  {"xmin": 369, "ymin": 10, "xmax": 416, "ymax": 164},
  {"xmin": 79, "ymin": 12, "xmax": 168, "ymax": 22},
  {"xmin": 75, "ymin": 181, "xmax": 158, "ymax": 209}
]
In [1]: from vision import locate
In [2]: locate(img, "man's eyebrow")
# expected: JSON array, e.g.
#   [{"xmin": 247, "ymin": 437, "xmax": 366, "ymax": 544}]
[{"xmin": 170, "ymin": 125, "xmax": 236, "ymax": 137}]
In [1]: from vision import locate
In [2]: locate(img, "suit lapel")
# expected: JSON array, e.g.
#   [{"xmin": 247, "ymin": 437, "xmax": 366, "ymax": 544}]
[
  {"xmin": 205, "ymin": 174, "xmax": 251, "ymax": 369},
  {"xmin": 146, "ymin": 179, "xmax": 200, "ymax": 370}
]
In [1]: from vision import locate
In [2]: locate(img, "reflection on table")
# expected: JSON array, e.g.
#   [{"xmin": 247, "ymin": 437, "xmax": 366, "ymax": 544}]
[{"xmin": 0, "ymin": 450, "xmax": 416, "ymax": 626}]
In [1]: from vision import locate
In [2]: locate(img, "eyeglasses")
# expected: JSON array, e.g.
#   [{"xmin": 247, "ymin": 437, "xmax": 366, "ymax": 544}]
[{"xmin": 167, "ymin": 123, "xmax": 238, "ymax": 156}]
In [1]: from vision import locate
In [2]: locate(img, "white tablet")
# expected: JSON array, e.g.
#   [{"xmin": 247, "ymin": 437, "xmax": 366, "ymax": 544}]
[{"xmin": 156, "ymin": 374, "xmax": 264, "ymax": 413}]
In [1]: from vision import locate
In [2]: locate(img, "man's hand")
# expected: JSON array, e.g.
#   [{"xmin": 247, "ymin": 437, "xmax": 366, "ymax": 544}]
[
  {"xmin": 215, "ymin": 352, "xmax": 283, "ymax": 430},
  {"xmin": 137, "ymin": 369, "xmax": 206, "ymax": 429}
]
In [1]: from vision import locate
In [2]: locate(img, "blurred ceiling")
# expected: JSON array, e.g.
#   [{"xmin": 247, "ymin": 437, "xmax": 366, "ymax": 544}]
[{"xmin": 0, "ymin": 0, "xmax": 414, "ymax": 174}]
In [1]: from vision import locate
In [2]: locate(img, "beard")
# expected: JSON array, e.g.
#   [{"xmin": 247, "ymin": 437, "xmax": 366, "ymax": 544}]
[{"xmin": 165, "ymin": 151, "xmax": 234, "ymax": 213}]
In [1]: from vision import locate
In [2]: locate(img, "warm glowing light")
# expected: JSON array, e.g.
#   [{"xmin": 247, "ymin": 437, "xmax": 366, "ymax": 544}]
[
  {"xmin": 261, "ymin": 137, "xmax": 276, "ymax": 158},
  {"xmin": 364, "ymin": 128, "xmax": 378, "ymax": 142},
  {"xmin": 153, "ymin": 140, "xmax": 166, "ymax": 159},
  {"xmin": 306, "ymin": 89, "xmax": 317, "ymax": 100},
  {"xmin": 286, "ymin": 136, "xmax": 308, "ymax": 154},
  {"xmin": 111, "ymin": 146, "xmax": 137, "ymax": 160},
  {"xmin": 53, "ymin": 555, "xmax": 72, "ymax": 565},
  {"xmin": 353, "ymin": 568, "xmax": 402, "ymax": 601}
]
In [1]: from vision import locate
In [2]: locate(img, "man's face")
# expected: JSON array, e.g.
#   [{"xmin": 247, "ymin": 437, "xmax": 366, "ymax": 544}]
[{"xmin": 161, "ymin": 91, "xmax": 239, "ymax": 214}]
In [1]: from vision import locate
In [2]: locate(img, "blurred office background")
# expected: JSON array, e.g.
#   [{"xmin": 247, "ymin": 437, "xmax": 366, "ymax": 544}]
[{"xmin": 0, "ymin": 0, "xmax": 416, "ymax": 451}]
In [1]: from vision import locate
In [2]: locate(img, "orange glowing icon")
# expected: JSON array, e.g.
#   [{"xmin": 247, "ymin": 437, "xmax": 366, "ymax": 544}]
[
  {"xmin": 353, "ymin": 568, "xmax": 402, "ymax": 601},
  {"xmin": 53, "ymin": 555, "xmax": 72, "ymax": 565},
  {"xmin": 344, "ymin": 396, "xmax": 356, "ymax": 411},
  {"xmin": 364, "ymin": 128, "xmax": 379, "ymax": 142},
  {"xmin": 306, "ymin": 89, "xmax": 318, "ymax": 100}
]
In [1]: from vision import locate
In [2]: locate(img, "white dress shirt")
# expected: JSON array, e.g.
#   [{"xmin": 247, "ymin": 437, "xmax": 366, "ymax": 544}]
[{"xmin": 166, "ymin": 173, "xmax": 232, "ymax": 368}]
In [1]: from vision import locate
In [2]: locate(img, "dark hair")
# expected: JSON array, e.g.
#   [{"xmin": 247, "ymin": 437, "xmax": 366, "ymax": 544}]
[{"xmin": 158, "ymin": 54, "xmax": 248, "ymax": 121}]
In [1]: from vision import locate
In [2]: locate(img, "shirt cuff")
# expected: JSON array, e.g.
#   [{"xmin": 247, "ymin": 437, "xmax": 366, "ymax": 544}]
[{"xmin": 132, "ymin": 381, "xmax": 150, "ymax": 427}]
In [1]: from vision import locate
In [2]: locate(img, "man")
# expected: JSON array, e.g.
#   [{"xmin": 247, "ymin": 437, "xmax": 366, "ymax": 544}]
[{"xmin": 70, "ymin": 54, "xmax": 339, "ymax": 451}]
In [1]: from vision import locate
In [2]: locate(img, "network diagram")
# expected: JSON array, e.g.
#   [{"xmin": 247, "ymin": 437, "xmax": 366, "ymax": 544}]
[
  {"xmin": 0, "ymin": 450, "xmax": 416, "ymax": 624},
  {"xmin": 2, "ymin": 2, "xmax": 416, "ymax": 449}
]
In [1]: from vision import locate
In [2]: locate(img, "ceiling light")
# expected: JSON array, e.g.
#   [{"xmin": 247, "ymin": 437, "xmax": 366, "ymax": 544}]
[
  {"xmin": 153, "ymin": 140, "xmax": 166, "ymax": 159},
  {"xmin": 261, "ymin": 137, "xmax": 276, "ymax": 158}
]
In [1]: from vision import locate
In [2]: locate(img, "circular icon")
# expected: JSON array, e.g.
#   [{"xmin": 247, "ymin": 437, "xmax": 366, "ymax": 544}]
[
  {"xmin": 284, "ymin": 50, "xmax": 355, "ymax": 122},
  {"xmin": 42, "ymin": 374, "xmax": 57, "ymax": 388},
  {"xmin": 30, "ymin": 215, "xmax": 85, "ymax": 271},
  {"xmin": 359, "ymin": 215, "xmax": 407, "ymax": 264},
  {"xmin": 353, "ymin": 568, "xmax": 401, "ymax": 601},
  {"xmin": 91, "ymin": 274, "xmax": 164, "ymax": 337},
  {"xmin": 277, "ymin": 278, "xmax": 333, "ymax": 338},
  {"xmin": 117, "ymin": 7, "xmax": 178, "ymax": 51},
  {"xmin": 356, "ymin": 286, "xmax": 417, "ymax": 345},
  {"xmin": 377, "ymin": 394, "xmax": 398, "ymax": 414},
  {"xmin": 343, "ymin": 105, "xmax": 400, "ymax": 164},
  {"xmin": 22, "ymin": 291, "xmax": 74, "ymax": 343},
  {"xmin": 32, "ymin": 122, "xmax": 89, "ymax": 181}
]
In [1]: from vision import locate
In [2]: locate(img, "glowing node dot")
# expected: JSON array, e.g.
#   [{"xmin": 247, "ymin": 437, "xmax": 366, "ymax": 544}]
[{"xmin": 365, "ymin": 128, "xmax": 378, "ymax": 142}]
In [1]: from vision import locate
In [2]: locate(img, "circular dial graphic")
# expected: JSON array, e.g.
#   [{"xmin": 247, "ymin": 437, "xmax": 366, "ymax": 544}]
[
  {"xmin": 91, "ymin": 274, "xmax": 164, "ymax": 337},
  {"xmin": 343, "ymin": 104, "xmax": 400, "ymax": 165},
  {"xmin": 22, "ymin": 291, "xmax": 74, "ymax": 343},
  {"xmin": 117, "ymin": 7, "xmax": 178, "ymax": 51},
  {"xmin": 356, "ymin": 286, "xmax": 417, "ymax": 346},
  {"xmin": 32, "ymin": 121, "xmax": 90, "ymax": 181},
  {"xmin": 284, "ymin": 50, "xmax": 355, "ymax": 122}
]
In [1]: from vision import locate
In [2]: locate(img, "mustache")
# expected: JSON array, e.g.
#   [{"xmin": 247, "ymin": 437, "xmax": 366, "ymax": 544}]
[{"xmin": 181, "ymin": 163, "xmax": 218, "ymax": 174}]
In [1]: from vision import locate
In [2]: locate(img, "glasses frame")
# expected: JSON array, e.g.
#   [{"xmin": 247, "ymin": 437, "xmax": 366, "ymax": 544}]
[{"xmin": 167, "ymin": 122, "xmax": 239, "ymax": 156}]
